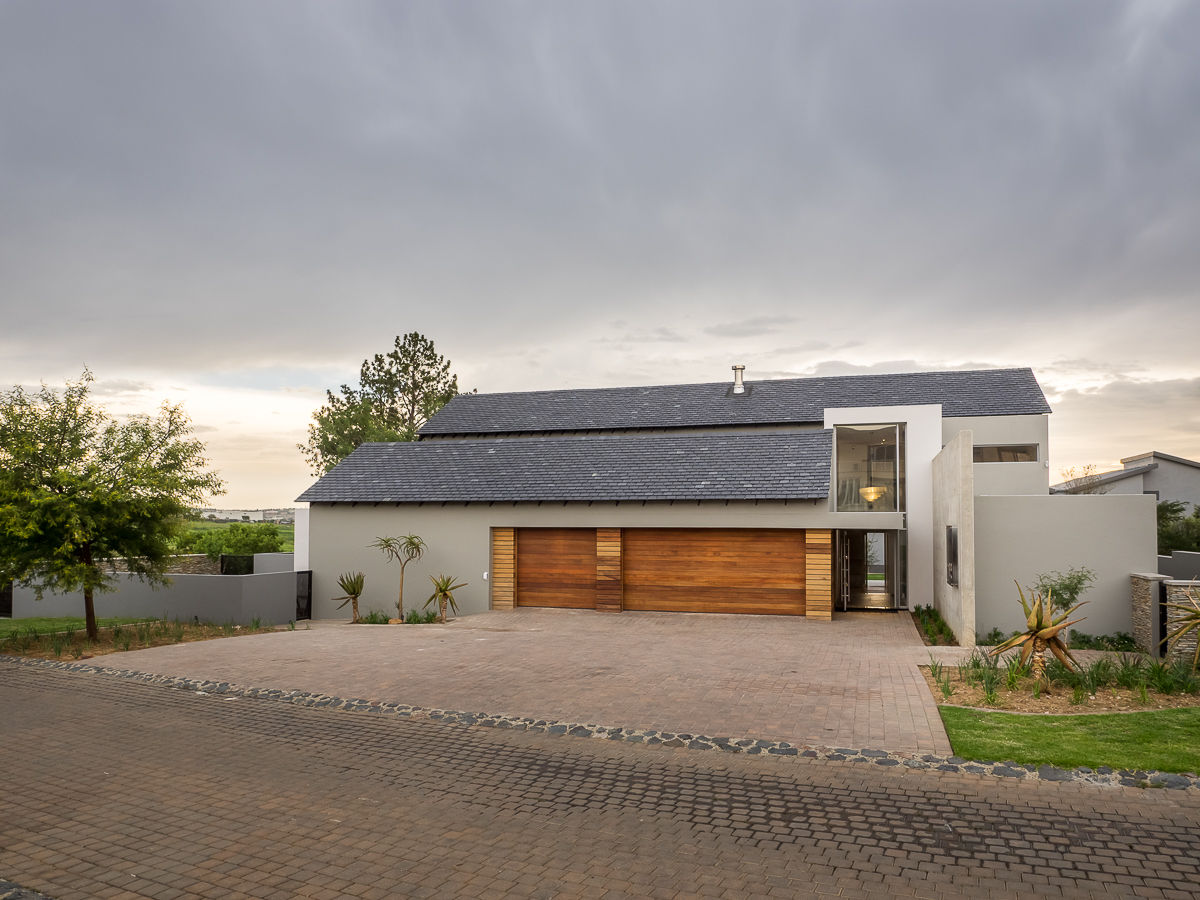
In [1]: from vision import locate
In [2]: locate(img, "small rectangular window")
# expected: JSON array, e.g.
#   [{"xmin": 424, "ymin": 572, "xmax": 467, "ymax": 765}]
[
  {"xmin": 973, "ymin": 444, "xmax": 1038, "ymax": 463},
  {"xmin": 946, "ymin": 526, "xmax": 958, "ymax": 587}
]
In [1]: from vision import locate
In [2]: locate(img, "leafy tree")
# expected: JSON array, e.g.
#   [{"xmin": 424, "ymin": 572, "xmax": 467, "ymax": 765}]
[
  {"xmin": 300, "ymin": 332, "xmax": 460, "ymax": 474},
  {"xmin": 1030, "ymin": 566, "xmax": 1096, "ymax": 614},
  {"xmin": 176, "ymin": 522, "xmax": 285, "ymax": 560},
  {"xmin": 1158, "ymin": 500, "xmax": 1200, "ymax": 554},
  {"xmin": 0, "ymin": 372, "xmax": 224, "ymax": 639},
  {"xmin": 372, "ymin": 534, "xmax": 427, "ymax": 620}
]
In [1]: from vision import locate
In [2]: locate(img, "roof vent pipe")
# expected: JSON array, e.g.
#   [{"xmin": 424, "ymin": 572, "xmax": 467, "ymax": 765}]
[{"xmin": 732, "ymin": 364, "xmax": 746, "ymax": 394}]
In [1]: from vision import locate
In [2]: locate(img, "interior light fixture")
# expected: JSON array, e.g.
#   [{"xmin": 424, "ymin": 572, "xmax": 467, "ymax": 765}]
[{"xmin": 859, "ymin": 485, "xmax": 887, "ymax": 503}]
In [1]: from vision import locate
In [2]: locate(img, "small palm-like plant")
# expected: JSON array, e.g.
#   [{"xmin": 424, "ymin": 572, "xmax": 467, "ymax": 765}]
[
  {"xmin": 372, "ymin": 534, "xmax": 427, "ymax": 620},
  {"xmin": 1164, "ymin": 583, "xmax": 1200, "ymax": 670},
  {"xmin": 333, "ymin": 571, "xmax": 366, "ymax": 623},
  {"xmin": 424, "ymin": 574, "xmax": 467, "ymax": 624},
  {"xmin": 990, "ymin": 581, "xmax": 1087, "ymax": 685}
]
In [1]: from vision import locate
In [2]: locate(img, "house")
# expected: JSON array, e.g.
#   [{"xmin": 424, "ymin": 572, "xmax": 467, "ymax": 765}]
[
  {"xmin": 298, "ymin": 366, "xmax": 1155, "ymax": 644},
  {"xmin": 1051, "ymin": 451, "xmax": 1200, "ymax": 513}
]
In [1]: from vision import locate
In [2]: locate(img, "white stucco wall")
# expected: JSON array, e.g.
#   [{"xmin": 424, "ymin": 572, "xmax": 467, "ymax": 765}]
[
  {"xmin": 307, "ymin": 500, "xmax": 897, "ymax": 620},
  {"xmin": 824, "ymin": 404, "xmax": 942, "ymax": 608},
  {"xmin": 931, "ymin": 431, "xmax": 975, "ymax": 646},
  {"xmin": 974, "ymin": 494, "xmax": 1157, "ymax": 638},
  {"xmin": 1142, "ymin": 458, "xmax": 1200, "ymax": 511},
  {"xmin": 944, "ymin": 414, "xmax": 1050, "ymax": 495}
]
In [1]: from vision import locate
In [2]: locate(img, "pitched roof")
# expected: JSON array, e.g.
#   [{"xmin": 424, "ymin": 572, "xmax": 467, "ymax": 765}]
[
  {"xmin": 297, "ymin": 431, "xmax": 832, "ymax": 504},
  {"xmin": 1050, "ymin": 462, "xmax": 1157, "ymax": 494},
  {"xmin": 420, "ymin": 367, "xmax": 1050, "ymax": 436}
]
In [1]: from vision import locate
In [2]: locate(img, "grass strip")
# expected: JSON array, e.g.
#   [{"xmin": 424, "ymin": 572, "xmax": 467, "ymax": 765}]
[
  {"xmin": 940, "ymin": 705, "xmax": 1200, "ymax": 774},
  {"xmin": 0, "ymin": 616, "xmax": 152, "ymax": 638}
]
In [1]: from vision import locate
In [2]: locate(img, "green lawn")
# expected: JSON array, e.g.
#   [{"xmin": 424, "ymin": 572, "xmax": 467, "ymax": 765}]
[
  {"xmin": 0, "ymin": 616, "xmax": 154, "ymax": 638},
  {"xmin": 940, "ymin": 706, "xmax": 1200, "ymax": 774}
]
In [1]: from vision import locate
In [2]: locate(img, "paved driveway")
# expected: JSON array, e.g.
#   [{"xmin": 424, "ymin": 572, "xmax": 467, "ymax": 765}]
[
  {"xmin": 107, "ymin": 608, "xmax": 959, "ymax": 754},
  {"xmin": 3, "ymin": 662, "xmax": 1198, "ymax": 900}
]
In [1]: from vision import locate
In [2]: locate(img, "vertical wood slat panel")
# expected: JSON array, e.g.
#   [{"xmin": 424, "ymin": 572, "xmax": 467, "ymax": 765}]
[
  {"xmin": 805, "ymin": 529, "xmax": 833, "ymax": 621},
  {"xmin": 490, "ymin": 527, "xmax": 516, "ymax": 610},
  {"xmin": 595, "ymin": 527, "xmax": 623, "ymax": 612}
]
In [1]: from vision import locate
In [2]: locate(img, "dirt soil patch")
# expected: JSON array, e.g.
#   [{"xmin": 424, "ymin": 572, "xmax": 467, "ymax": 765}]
[{"xmin": 921, "ymin": 665, "xmax": 1200, "ymax": 715}]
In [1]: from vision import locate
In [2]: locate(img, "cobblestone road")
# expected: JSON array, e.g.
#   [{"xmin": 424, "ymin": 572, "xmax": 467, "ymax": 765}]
[{"xmin": 2, "ymin": 661, "xmax": 1198, "ymax": 899}]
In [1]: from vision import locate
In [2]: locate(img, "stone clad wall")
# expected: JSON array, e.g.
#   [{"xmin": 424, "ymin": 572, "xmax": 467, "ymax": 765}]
[
  {"xmin": 1130, "ymin": 573, "xmax": 1166, "ymax": 655},
  {"xmin": 1165, "ymin": 581, "xmax": 1199, "ymax": 663}
]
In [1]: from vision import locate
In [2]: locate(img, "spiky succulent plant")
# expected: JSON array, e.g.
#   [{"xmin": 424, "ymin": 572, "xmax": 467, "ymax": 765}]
[
  {"xmin": 333, "ymin": 570, "xmax": 366, "ymax": 623},
  {"xmin": 990, "ymin": 581, "xmax": 1087, "ymax": 683},
  {"xmin": 1164, "ymin": 583, "xmax": 1200, "ymax": 670}
]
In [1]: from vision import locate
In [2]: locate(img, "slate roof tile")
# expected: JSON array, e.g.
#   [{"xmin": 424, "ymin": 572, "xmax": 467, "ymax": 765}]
[
  {"xmin": 298, "ymin": 431, "xmax": 832, "ymax": 504},
  {"xmin": 420, "ymin": 367, "xmax": 1049, "ymax": 436}
]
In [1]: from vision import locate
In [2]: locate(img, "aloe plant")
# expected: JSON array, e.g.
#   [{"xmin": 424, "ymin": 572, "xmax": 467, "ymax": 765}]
[
  {"xmin": 424, "ymin": 574, "xmax": 467, "ymax": 624},
  {"xmin": 990, "ymin": 581, "xmax": 1087, "ymax": 685},
  {"xmin": 333, "ymin": 571, "xmax": 366, "ymax": 623},
  {"xmin": 372, "ymin": 534, "xmax": 427, "ymax": 620},
  {"xmin": 1164, "ymin": 583, "xmax": 1200, "ymax": 670}
]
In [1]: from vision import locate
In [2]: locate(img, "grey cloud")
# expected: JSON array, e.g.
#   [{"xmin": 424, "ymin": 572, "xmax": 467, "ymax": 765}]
[{"xmin": 703, "ymin": 316, "xmax": 798, "ymax": 338}]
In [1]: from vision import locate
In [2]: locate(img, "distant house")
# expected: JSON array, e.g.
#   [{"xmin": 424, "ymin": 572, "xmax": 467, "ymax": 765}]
[
  {"xmin": 1052, "ymin": 451, "xmax": 1200, "ymax": 513},
  {"xmin": 299, "ymin": 366, "xmax": 1155, "ymax": 644}
]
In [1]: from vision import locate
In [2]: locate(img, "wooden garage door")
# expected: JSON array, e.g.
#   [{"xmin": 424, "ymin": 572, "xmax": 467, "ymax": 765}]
[
  {"xmin": 516, "ymin": 528, "xmax": 597, "ymax": 609},
  {"xmin": 623, "ymin": 528, "xmax": 806, "ymax": 615}
]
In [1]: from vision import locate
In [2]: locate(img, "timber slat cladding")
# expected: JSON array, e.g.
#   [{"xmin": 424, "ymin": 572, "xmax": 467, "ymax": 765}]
[
  {"xmin": 804, "ymin": 529, "xmax": 833, "ymax": 620},
  {"xmin": 490, "ymin": 527, "xmax": 516, "ymax": 610},
  {"xmin": 622, "ymin": 528, "xmax": 806, "ymax": 616},
  {"xmin": 595, "ymin": 527, "xmax": 623, "ymax": 612},
  {"xmin": 516, "ymin": 528, "xmax": 598, "ymax": 609}
]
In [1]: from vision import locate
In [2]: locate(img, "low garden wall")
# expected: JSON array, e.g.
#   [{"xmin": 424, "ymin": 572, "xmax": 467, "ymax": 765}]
[{"xmin": 11, "ymin": 571, "xmax": 298, "ymax": 626}]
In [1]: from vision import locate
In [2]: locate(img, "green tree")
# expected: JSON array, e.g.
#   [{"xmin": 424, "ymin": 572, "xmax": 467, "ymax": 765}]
[
  {"xmin": 176, "ymin": 522, "xmax": 285, "ymax": 560},
  {"xmin": 1158, "ymin": 500, "xmax": 1200, "ymax": 554},
  {"xmin": 0, "ymin": 372, "xmax": 224, "ymax": 639},
  {"xmin": 300, "ymin": 332, "xmax": 460, "ymax": 475}
]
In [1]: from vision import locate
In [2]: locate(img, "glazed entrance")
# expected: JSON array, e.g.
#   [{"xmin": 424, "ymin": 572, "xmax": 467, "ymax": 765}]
[{"xmin": 835, "ymin": 530, "xmax": 905, "ymax": 610}]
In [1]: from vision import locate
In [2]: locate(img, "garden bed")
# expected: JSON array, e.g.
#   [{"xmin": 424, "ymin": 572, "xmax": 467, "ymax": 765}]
[
  {"xmin": 922, "ymin": 649, "xmax": 1200, "ymax": 714},
  {"xmin": 0, "ymin": 616, "xmax": 280, "ymax": 660}
]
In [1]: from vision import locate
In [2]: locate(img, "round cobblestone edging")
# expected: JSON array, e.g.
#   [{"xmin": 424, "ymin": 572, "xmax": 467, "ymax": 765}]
[
  {"xmin": 6, "ymin": 655, "xmax": 1197, "ymax": 791},
  {"xmin": 0, "ymin": 878, "xmax": 55, "ymax": 900}
]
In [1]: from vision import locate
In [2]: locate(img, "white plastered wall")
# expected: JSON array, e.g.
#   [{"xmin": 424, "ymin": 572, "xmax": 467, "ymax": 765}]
[{"xmin": 825, "ymin": 404, "xmax": 942, "ymax": 608}]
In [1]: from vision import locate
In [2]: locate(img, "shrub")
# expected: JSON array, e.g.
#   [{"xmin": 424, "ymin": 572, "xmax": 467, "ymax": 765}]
[
  {"xmin": 1030, "ymin": 566, "xmax": 1096, "ymax": 614},
  {"xmin": 1069, "ymin": 631, "xmax": 1138, "ymax": 652},
  {"xmin": 359, "ymin": 610, "xmax": 391, "ymax": 625}
]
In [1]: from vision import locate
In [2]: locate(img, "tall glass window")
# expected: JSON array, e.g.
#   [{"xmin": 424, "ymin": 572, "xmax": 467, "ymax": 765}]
[{"xmin": 834, "ymin": 424, "xmax": 905, "ymax": 512}]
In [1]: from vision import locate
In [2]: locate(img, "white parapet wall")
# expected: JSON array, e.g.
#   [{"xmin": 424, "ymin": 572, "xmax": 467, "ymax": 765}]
[{"xmin": 974, "ymin": 494, "xmax": 1157, "ymax": 638}]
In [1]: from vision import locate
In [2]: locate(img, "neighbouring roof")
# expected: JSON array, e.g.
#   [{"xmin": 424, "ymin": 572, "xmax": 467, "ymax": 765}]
[
  {"xmin": 419, "ymin": 367, "xmax": 1050, "ymax": 436},
  {"xmin": 297, "ymin": 431, "xmax": 833, "ymax": 504},
  {"xmin": 1120, "ymin": 451, "xmax": 1200, "ymax": 470},
  {"xmin": 1050, "ymin": 462, "xmax": 1157, "ymax": 494}
]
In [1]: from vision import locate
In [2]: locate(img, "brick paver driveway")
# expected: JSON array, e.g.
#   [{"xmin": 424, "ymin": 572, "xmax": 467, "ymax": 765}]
[
  {"xmin": 2, "ymin": 662, "xmax": 1199, "ymax": 900},
  {"xmin": 97, "ymin": 608, "xmax": 958, "ymax": 754}
]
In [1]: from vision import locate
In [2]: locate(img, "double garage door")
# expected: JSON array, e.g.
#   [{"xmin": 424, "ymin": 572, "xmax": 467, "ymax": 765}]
[{"xmin": 514, "ymin": 527, "xmax": 807, "ymax": 616}]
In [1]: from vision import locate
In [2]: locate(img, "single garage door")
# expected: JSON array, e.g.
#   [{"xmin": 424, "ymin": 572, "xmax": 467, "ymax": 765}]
[
  {"xmin": 623, "ymin": 528, "xmax": 806, "ymax": 615},
  {"xmin": 515, "ymin": 528, "xmax": 597, "ymax": 609}
]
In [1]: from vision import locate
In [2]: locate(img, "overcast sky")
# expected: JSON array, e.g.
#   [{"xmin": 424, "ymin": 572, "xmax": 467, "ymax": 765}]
[{"xmin": 2, "ymin": 1, "xmax": 1198, "ymax": 508}]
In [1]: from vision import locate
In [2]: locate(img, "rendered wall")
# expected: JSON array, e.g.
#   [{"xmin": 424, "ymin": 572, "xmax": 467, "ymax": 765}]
[
  {"xmin": 253, "ymin": 552, "xmax": 295, "ymax": 574},
  {"xmin": 1143, "ymin": 459, "xmax": 1200, "ymax": 511},
  {"xmin": 306, "ymin": 500, "xmax": 896, "ymax": 620},
  {"xmin": 931, "ymin": 431, "xmax": 975, "ymax": 646},
  {"xmin": 12, "ymin": 572, "xmax": 297, "ymax": 626},
  {"xmin": 974, "ymin": 494, "xmax": 1156, "ymax": 638},
  {"xmin": 944, "ymin": 414, "xmax": 1050, "ymax": 495},
  {"xmin": 1159, "ymin": 551, "xmax": 1200, "ymax": 581}
]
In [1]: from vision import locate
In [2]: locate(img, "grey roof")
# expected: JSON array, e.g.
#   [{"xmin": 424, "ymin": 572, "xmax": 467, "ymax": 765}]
[
  {"xmin": 297, "ymin": 431, "xmax": 832, "ymax": 504},
  {"xmin": 420, "ymin": 367, "xmax": 1050, "ymax": 436},
  {"xmin": 1050, "ymin": 462, "xmax": 1157, "ymax": 494}
]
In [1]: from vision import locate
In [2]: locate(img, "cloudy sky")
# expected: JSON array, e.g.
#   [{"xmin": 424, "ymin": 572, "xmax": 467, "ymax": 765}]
[{"xmin": 2, "ymin": 1, "xmax": 1198, "ymax": 508}]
